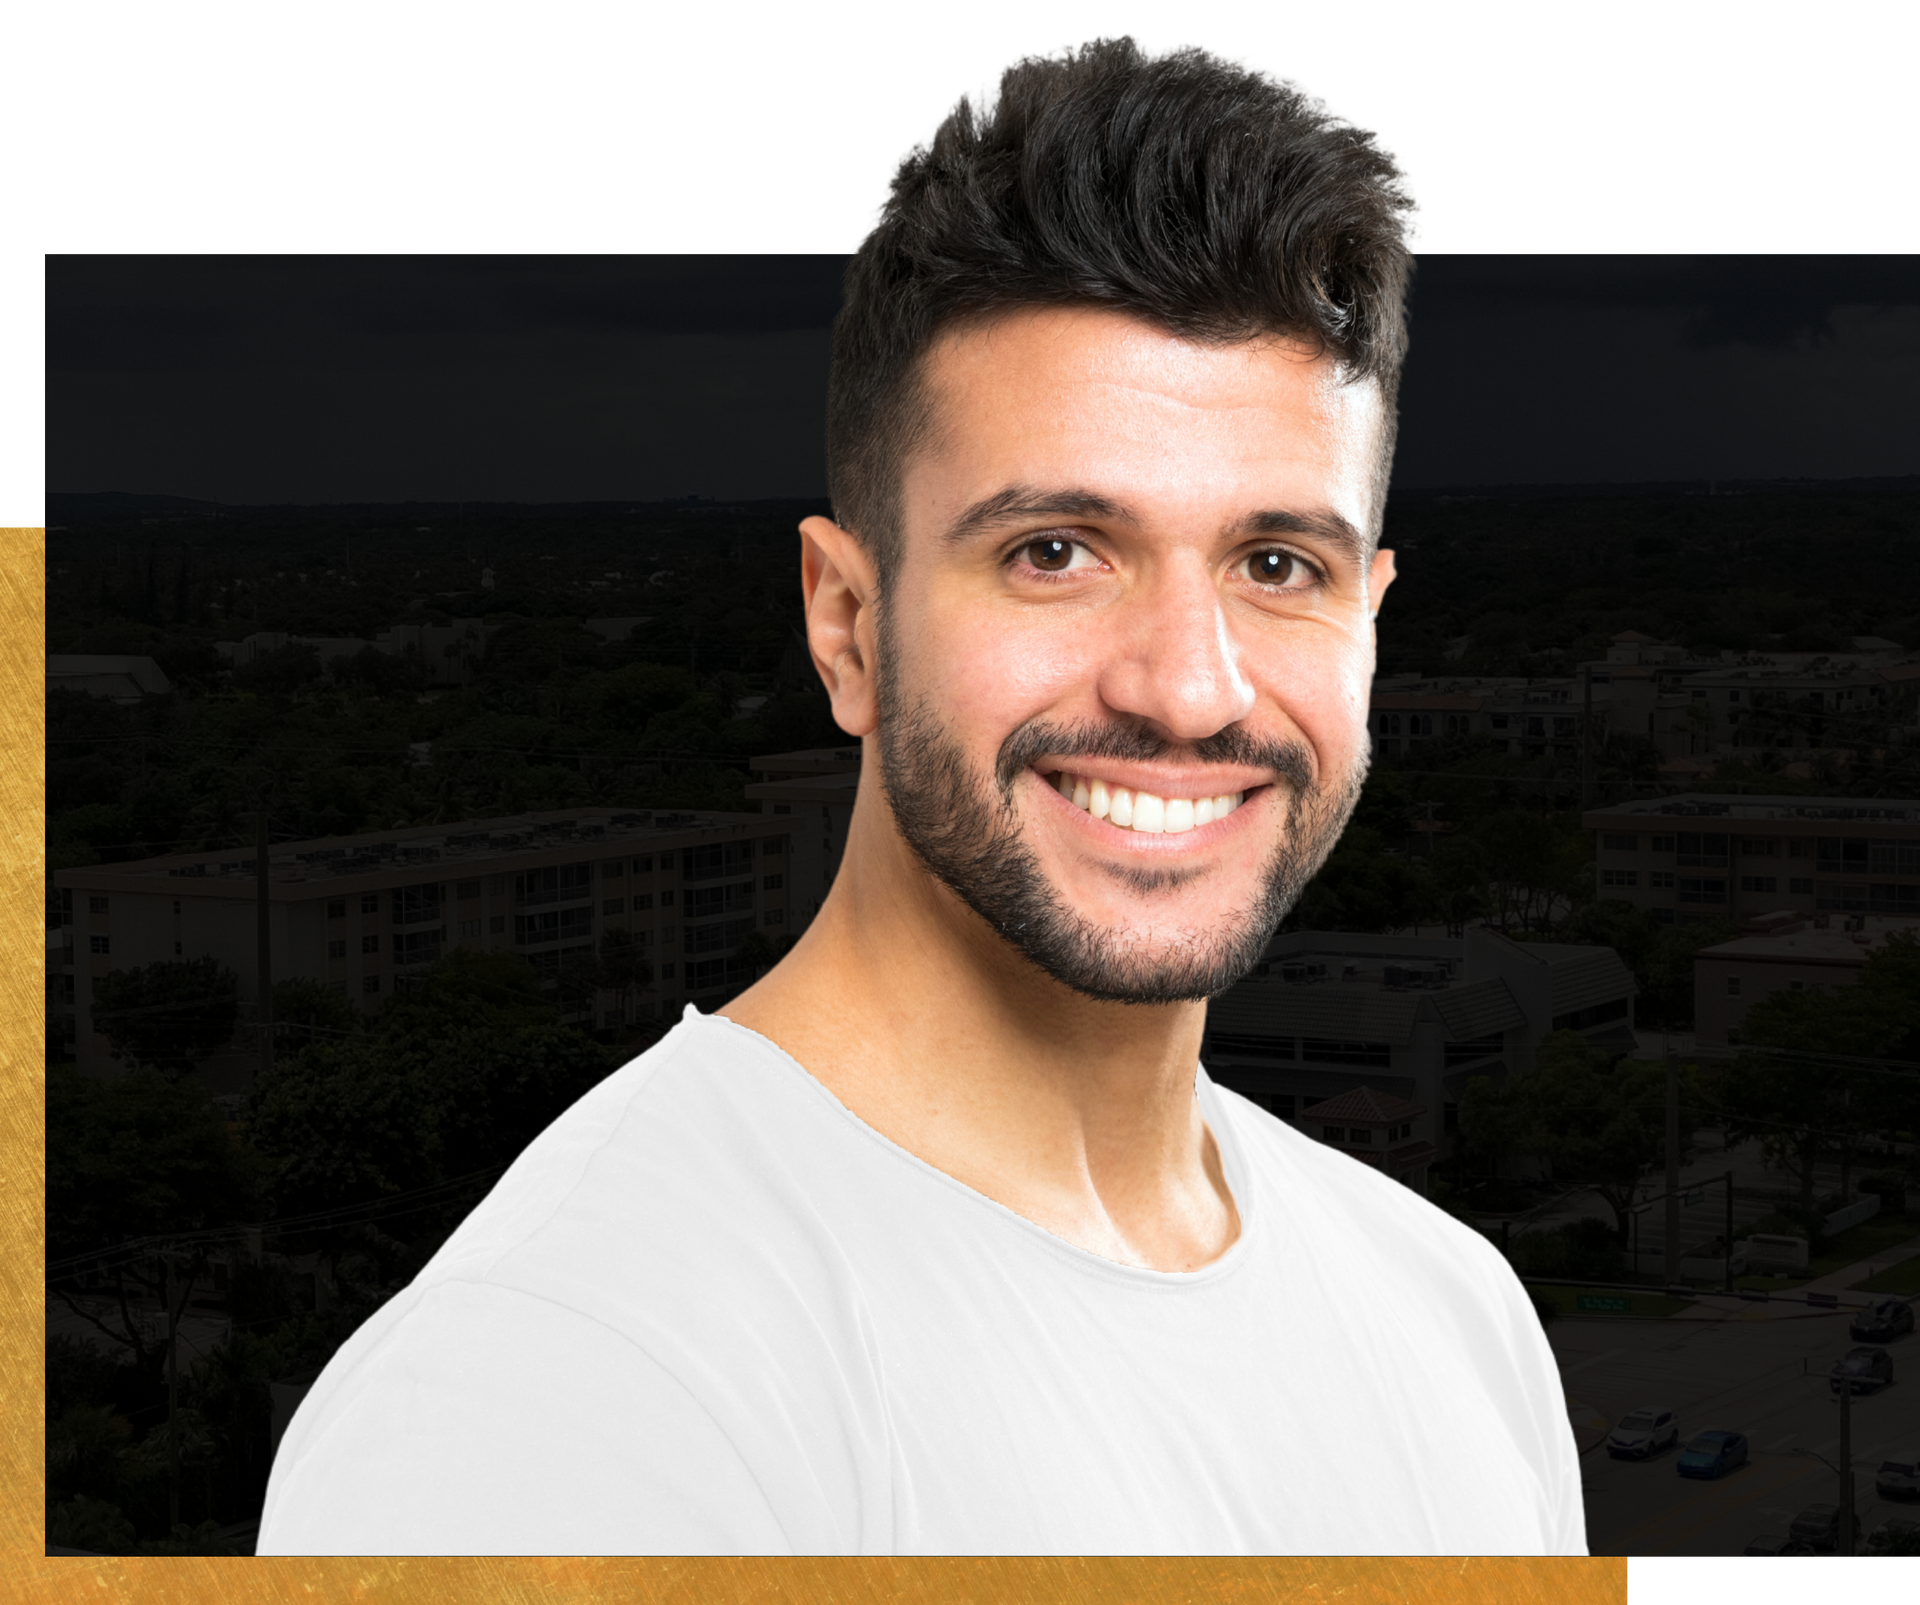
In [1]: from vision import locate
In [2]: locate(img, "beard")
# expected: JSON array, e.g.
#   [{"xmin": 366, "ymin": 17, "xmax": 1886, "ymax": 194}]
[{"xmin": 873, "ymin": 621, "xmax": 1368, "ymax": 1006}]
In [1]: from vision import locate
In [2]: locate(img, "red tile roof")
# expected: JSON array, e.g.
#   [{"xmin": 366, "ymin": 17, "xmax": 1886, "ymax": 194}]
[{"xmin": 1300, "ymin": 1085, "xmax": 1425, "ymax": 1124}]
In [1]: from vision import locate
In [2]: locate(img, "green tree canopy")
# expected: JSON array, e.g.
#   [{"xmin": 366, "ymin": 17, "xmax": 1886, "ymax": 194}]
[{"xmin": 91, "ymin": 958, "xmax": 241, "ymax": 1079}]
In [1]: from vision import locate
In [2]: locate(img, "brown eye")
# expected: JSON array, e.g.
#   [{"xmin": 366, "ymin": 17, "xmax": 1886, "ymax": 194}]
[
  {"xmin": 1027, "ymin": 537, "xmax": 1074, "ymax": 571},
  {"xmin": 1249, "ymin": 550, "xmax": 1299, "ymax": 585}
]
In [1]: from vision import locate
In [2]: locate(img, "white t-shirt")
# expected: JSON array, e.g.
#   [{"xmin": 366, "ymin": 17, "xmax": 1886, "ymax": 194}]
[{"xmin": 257, "ymin": 1006, "xmax": 1585, "ymax": 1555}]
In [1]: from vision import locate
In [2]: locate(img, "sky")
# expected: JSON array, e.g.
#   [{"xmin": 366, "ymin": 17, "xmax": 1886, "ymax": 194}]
[{"xmin": 46, "ymin": 254, "xmax": 1920, "ymax": 506}]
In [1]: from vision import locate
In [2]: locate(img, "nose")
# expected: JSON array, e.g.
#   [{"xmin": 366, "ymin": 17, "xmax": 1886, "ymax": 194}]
[{"xmin": 1093, "ymin": 554, "xmax": 1255, "ymax": 741}]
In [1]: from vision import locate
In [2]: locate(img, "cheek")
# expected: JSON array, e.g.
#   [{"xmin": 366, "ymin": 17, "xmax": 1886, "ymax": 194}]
[{"xmin": 1245, "ymin": 632, "xmax": 1374, "ymax": 747}]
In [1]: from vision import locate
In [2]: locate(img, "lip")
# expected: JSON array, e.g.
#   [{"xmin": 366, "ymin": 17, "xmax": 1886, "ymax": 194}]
[
  {"xmin": 1028, "ymin": 764, "xmax": 1269, "ymax": 851},
  {"xmin": 1029, "ymin": 758, "xmax": 1272, "ymax": 799}
]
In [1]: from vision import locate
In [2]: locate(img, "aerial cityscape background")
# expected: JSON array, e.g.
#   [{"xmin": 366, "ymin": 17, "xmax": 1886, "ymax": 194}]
[{"xmin": 43, "ymin": 254, "xmax": 1920, "ymax": 1558}]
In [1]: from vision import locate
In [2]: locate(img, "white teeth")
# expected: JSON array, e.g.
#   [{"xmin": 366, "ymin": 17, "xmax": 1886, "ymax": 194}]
[{"xmin": 1051, "ymin": 772, "xmax": 1250, "ymax": 834}]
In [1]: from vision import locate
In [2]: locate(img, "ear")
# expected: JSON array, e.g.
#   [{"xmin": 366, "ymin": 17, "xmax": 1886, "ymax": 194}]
[
  {"xmin": 1367, "ymin": 545, "xmax": 1397, "ymax": 621},
  {"xmin": 799, "ymin": 515, "xmax": 881, "ymax": 737}
]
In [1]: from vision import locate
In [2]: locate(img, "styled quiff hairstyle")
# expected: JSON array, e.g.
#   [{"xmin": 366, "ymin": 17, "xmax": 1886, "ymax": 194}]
[{"xmin": 825, "ymin": 36, "xmax": 1415, "ymax": 585}]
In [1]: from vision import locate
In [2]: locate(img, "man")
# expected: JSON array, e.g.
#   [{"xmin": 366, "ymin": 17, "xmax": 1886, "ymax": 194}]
[{"xmin": 259, "ymin": 38, "xmax": 1584, "ymax": 1555}]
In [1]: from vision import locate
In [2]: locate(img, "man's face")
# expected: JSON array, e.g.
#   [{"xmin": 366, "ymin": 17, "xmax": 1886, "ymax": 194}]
[{"xmin": 871, "ymin": 305, "xmax": 1395, "ymax": 1004}]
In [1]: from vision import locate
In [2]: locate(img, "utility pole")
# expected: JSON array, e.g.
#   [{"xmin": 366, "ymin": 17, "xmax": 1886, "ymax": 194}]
[
  {"xmin": 1723, "ymin": 1169, "xmax": 1735, "ymax": 1293},
  {"xmin": 256, "ymin": 810, "xmax": 273, "ymax": 1081},
  {"xmin": 1838, "ymin": 1371, "xmax": 1855, "ymax": 1553},
  {"xmin": 164, "ymin": 1254, "xmax": 180, "ymax": 1531},
  {"xmin": 1664, "ymin": 1037, "xmax": 1681, "ymax": 1283},
  {"xmin": 1581, "ymin": 662, "xmax": 1593, "ymax": 811}
]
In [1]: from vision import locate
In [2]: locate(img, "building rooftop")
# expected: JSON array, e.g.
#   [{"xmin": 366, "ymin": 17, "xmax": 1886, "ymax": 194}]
[
  {"xmin": 1697, "ymin": 915, "xmax": 1920, "ymax": 967},
  {"xmin": 1583, "ymin": 792, "xmax": 1920, "ymax": 824},
  {"xmin": 55, "ymin": 806, "xmax": 776, "ymax": 888},
  {"xmin": 1300, "ymin": 1086, "xmax": 1425, "ymax": 1124}
]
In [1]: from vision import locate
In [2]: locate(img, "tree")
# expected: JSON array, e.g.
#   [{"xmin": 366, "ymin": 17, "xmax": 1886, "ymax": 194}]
[
  {"xmin": 271, "ymin": 976, "xmax": 359, "ymax": 1053},
  {"xmin": 1459, "ymin": 1032, "xmax": 1698, "ymax": 1239},
  {"xmin": 91, "ymin": 958, "xmax": 240, "ymax": 1079}
]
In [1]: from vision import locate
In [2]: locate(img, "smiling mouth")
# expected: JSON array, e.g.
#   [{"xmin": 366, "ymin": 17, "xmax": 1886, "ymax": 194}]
[{"xmin": 1043, "ymin": 769, "xmax": 1251, "ymax": 835}]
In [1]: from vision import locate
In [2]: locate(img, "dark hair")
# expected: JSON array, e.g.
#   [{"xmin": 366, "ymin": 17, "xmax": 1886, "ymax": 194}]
[{"xmin": 825, "ymin": 36, "xmax": 1415, "ymax": 584}]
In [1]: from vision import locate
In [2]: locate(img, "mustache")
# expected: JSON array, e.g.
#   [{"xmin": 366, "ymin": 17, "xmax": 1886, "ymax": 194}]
[{"xmin": 993, "ymin": 718, "xmax": 1316, "ymax": 804}]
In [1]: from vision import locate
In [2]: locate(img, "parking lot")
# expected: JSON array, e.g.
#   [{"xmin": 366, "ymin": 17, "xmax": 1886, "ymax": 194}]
[{"xmin": 1551, "ymin": 1305, "xmax": 1918, "ymax": 1554}]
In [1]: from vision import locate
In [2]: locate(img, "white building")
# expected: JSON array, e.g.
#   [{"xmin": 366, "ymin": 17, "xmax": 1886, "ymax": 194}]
[
  {"xmin": 51, "ymin": 806, "xmax": 816, "ymax": 1083},
  {"xmin": 1581, "ymin": 792, "xmax": 1920, "ymax": 926},
  {"xmin": 1201, "ymin": 927, "xmax": 1637, "ymax": 1172},
  {"xmin": 47, "ymin": 654, "xmax": 172, "ymax": 703},
  {"xmin": 1692, "ymin": 911, "xmax": 1916, "ymax": 1055}
]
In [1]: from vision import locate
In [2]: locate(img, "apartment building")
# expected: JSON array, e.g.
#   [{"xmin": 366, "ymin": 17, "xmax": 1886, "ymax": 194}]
[
  {"xmin": 1581, "ymin": 793, "xmax": 1920, "ymax": 926},
  {"xmin": 1692, "ymin": 910, "xmax": 1917, "ymax": 1055},
  {"xmin": 51, "ymin": 806, "xmax": 810, "ymax": 1080},
  {"xmin": 744, "ymin": 746, "xmax": 863, "ymax": 922},
  {"xmin": 1201, "ymin": 926, "xmax": 1637, "ymax": 1176}
]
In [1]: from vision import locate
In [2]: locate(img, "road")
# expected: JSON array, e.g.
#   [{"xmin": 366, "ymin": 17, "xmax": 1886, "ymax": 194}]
[{"xmin": 1551, "ymin": 1310, "xmax": 1918, "ymax": 1555}]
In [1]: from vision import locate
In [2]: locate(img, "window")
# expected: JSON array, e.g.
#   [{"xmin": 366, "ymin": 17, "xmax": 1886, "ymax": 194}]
[
  {"xmin": 394, "ymin": 930, "xmax": 442, "ymax": 966},
  {"xmin": 489, "ymin": 914, "xmax": 506, "ymax": 934},
  {"xmin": 765, "ymin": 909, "xmax": 784, "ymax": 926},
  {"xmin": 328, "ymin": 939, "xmax": 347, "ymax": 959},
  {"xmin": 1602, "ymin": 869, "xmax": 1638, "ymax": 887},
  {"xmin": 1601, "ymin": 833, "xmax": 1637, "ymax": 851},
  {"xmin": 661, "ymin": 963, "xmax": 675, "ymax": 979},
  {"xmin": 392, "ymin": 882, "xmax": 443, "ymax": 926},
  {"xmin": 362, "ymin": 934, "xmax": 380, "ymax": 953},
  {"xmin": 1552, "ymin": 716, "xmax": 1576, "ymax": 737},
  {"xmin": 1409, "ymin": 713, "xmax": 1433, "ymax": 737},
  {"xmin": 327, "ymin": 899, "xmax": 346, "ymax": 919},
  {"xmin": 1650, "ymin": 870, "xmax": 1676, "ymax": 889},
  {"xmin": 633, "ymin": 893, "xmax": 653, "ymax": 911},
  {"xmin": 362, "ymin": 893, "xmax": 379, "ymax": 913},
  {"xmin": 601, "ymin": 859, "xmax": 625, "ymax": 880},
  {"xmin": 173, "ymin": 941, "xmax": 182, "ymax": 956},
  {"xmin": 1490, "ymin": 714, "xmax": 1509, "ymax": 730},
  {"xmin": 460, "ymin": 919, "xmax": 483, "ymax": 937},
  {"xmin": 1348, "ymin": 1126, "xmax": 1375, "ymax": 1144},
  {"xmin": 688, "ymin": 918, "xmax": 754, "ymax": 954},
  {"xmin": 1740, "ymin": 875, "xmax": 1777, "ymax": 893},
  {"xmin": 1442, "ymin": 1035, "xmax": 1503, "ymax": 1068},
  {"xmin": 660, "ymin": 891, "xmax": 674, "ymax": 907},
  {"xmin": 1301, "ymin": 1040, "xmax": 1392, "ymax": 1067},
  {"xmin": 774, "ymin": 803, "xmax": 792, "ymax": 814},
  {"xmin": 662, "ymin": 927, "xmax": 676, "ymax": 943},
  {"xmin": 171, "ymin": 900, "xmax": 180, "ymax": 916},
  {"xmin": 456, "ymin": 879, "xmax": 481, "ymax": 900},
  {"xmin": 489, "ymin": 874, "xmax": 508, "ymax": 893},
  {"xmin": 681, "ymin": 841, "xmax": 755, "ymax": 882},
  {"xmin": 1650, "ymin": 835, "xmax": 1676, "ymax": 853},
  {"xmin": 1726, "ymin": 976, "xmax": 1742, "ymax": 996},
  {"xmin": 685, "ymin": 883, "xmax": 754, "ymax": 919},
  {"xmin": 1676, "ymin": 832, "xmax": 1729, "ymax": 867},
  {"xmin": 1376, "ymin": 713, "xmax": 1401, "ymax": 736},
  {"xmin": 1737, "ymin": 836, "xmax": 1778, "ymax": 857},
  {"xmin": 634, "ymin": 856, "xmax": 653, "ymax": 873},
  {"xmin": 1322, "ymin": 1126, "xmax": 1345, "ymax": 1142},
  {"xmin": 1816, "ymin": 837, "xmax": 1869, "ymax": 875},
  {"xmin": 1679, "ymin": 877, "xmax": 1727, "ymax": 904},
  {"xmin": 89, "ymin": 935, "xmax": 109, "ymax": 954},
  {"xmin": 603, "ymin": 898, "xmax": 625, "ymax": 915},
  {"xmin": 763, "ymin": 874, "xmax": 783, "ymax": 891},
  {"xmin": 1870, "ymin": 883, "xmax": 1920, "ymax": 914},
  {"xmin": 515, "ymin": 863, "xmax": 593, "ymax": 906},
  {"xmin": 1652, "ymin": 907, "xmax": 1675, "ymax": 924},
  {"xmin": 89, "ymin": 895, "xmax": 109, "ymax": 913},
  {"xmin": 761, "ymin": 837, "xmax": 783, "ymax": 856},
  {"xmin": 515, "ymin": 907, "xmax": 593, "ymax": 947},
  {"xmin": 363, "ymin": 975, "xmax": 381, "ymax": 994}
]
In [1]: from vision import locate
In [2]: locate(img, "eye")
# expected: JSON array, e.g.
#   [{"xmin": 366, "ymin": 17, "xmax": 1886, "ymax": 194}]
[
  {"xmin": 1015, "ymin": 536, "xmax": 1099, "ymax": 575},
  {"xmin": 1242, "ymin": 548, "xmax": 1320, "ymax": 588}
]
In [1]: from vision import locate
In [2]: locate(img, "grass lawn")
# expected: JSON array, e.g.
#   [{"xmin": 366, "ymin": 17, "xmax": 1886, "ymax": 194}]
[
  {"xmin": 1532, "ymin": 1284, "xmax": 1694, "ymax": 1319},
  {"xmin": 1851, "ymin": 1256, "xmax": 1920, "ymax": 1296}
]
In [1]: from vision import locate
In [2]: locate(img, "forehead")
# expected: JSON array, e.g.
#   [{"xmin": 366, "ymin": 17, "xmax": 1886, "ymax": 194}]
[{"xmin": 906, "ymin": 304, "xmax": 1384, "ymax": 536}]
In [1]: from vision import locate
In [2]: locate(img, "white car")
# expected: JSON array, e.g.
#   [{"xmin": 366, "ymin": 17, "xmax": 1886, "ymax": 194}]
[
  {"xmin": 1877, "ymin": 1450, "xmax": 1920, "ymax": 1501},
  {"xmin": 1606, "ymin": 1406, "xmax": 1679, "ymax": 1459}
]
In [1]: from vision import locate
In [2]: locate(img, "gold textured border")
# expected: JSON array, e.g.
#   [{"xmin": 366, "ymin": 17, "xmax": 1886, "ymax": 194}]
[{"xmin": 2, "ymin": 526, "xmax": 1621, "ymax": 1599}]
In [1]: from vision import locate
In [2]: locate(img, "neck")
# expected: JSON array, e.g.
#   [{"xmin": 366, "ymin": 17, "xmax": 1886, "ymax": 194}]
[{"xmin": 719, "ymin": 764, "xmax": 1241, "ymax": 1272}]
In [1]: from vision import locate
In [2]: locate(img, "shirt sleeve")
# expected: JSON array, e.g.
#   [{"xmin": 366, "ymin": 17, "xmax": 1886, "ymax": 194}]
[{"xmin": 256, "ymin": 1279, "xmax": 792, "ymax": 1555}]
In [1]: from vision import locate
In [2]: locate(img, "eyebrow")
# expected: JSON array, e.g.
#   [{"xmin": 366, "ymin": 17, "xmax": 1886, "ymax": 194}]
[{"xmin": 941, "ymin": 484, "xmax": 1372, "ymax": 570}]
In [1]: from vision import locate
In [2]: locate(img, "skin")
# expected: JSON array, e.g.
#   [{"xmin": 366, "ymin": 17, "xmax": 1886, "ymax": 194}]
[{"xmin": 721, "ymin": 304, "xmax": 1396, "ymax": 1272}]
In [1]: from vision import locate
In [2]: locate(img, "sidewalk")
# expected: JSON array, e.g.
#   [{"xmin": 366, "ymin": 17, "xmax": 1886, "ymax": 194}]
[{"xmin": 1674, "ymin": 1229, "xmax": 1920, "ymax": 1320}]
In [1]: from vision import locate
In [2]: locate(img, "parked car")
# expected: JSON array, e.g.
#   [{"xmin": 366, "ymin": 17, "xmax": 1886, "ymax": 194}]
[
  {"xmin": 1743, "ymin": 1533, "xmax": 1813, "ymax": 1555},
  {"xmin": 1606, "ymin": 1406, "xmax": 1680, "ymax": 1458},
  {"xmin": 1676, "ymin": 1429, "xmax": 1748, "ymax": 1479},
  {"xmin": 1788, "ymin": 1502, "xmax": 1861, "ymax": 1554},
  {"xmin": 1830, "ymin": 1346, "xmax": 1894, "ymax": 1394},
  {"xmin": 1851, "ymin": 1298, "xmax": 1916, "ymax": 1343},
  {"xmin": 1865, "ymin": 1518, "xmax": 1920, "ymax": 1554},
  {"xmin": 1877, "ymin": 1449, "xmax": 1920, "ymax": 1500}
]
